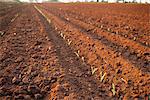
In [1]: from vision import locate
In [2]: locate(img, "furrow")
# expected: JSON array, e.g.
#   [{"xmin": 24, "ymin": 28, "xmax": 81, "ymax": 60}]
[
  {"xmin": 40, "ymin": 5, "xmax": 150, "ymax": 73},
  {"xmin": 36, "ymin": 5, "xmax": 150, "ymax": 97}
]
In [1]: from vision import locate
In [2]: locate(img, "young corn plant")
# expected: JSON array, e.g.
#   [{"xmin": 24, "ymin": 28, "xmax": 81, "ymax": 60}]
[
  {"xmin": 100, "ymin": 72, "xmax": 106, "ymax": 82},
  {"xmin": 11, "ymin": 13, "xmax": 19, "ymax": 22},
  {"xmin": 48, "ymin": 19, "xmax": 51, "ymax": 23},
  {"xmin": 81, "ymin": 56, "xmax": 85, "ymax": 63},
  {"xmin": 111, "ymin": 83, "xmax": 116, "ymax": 96},
  {"xmin": 77, "ymin": 50, "xmax": 80, "ymax": 54},
  {"xmin": 67, "ymin": 39, "xmax": 70, "ymax": 43},
  {"xmin": 107, "ymin": 28, "xmax": 111, "ymax": 32},
  {"xmin": 55, "ymin": 27, "xmax": 58, "ymax": 30},
  {"xmin": 121, "ymin": 78, "xmax": 127, "ymax": 84},
  {"xmin": 60, "ymin": 33, "xmax": 63, "ymax": 37},
  {"xmin": 0, "ymin": 31, "xmax": 4, "ymax": 37},
  {"xmin": 74, "ymin": 52, "xmax": 80, "ymax": 58},
  {"xmin": 67, "ymin": 39, "xmax": 72, "ymax": 45},
  {"xmin": 91, "ymin": 67, "xmax": 98, "ymax": 75},
  {"xmin": 63, "ymin": 35, "xmax": 66, "ymax": 40},
  {"xmin": 68, "ymin": 41, "xmax": 72, "ymax": 45}
]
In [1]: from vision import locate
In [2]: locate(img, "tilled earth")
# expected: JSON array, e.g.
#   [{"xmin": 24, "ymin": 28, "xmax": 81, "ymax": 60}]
[{"xmin": 0, "ymin": 2, "xmax": 150, "ymax": 100}]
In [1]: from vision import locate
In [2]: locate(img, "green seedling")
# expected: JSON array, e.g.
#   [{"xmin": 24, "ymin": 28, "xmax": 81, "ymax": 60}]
[
  {"xmin": 63, "ymin": 35, "xmax": 66, "ymax": 40},
  {"xmin": 124, "ymin": 35, "xmax": 128, "ymax": 38},
  {"xmin": 100, "ymin": 72, "xmax": 106, "ymax": 82},
  {"xmin": 11, "ymin": 18, "xmax": 15, "ymax": 22},
  {"xmin": 60, "ymin": 33, "xmax": 63, "ymax": 37},
  {"xmin": 55, "ymin": 27, "xmax": 57, "ymax": 30},
  {"xmin": 48, "ymin": 19, "xmax": 51, "ymax": 23},
  {"xmin": 103, "ymin": 59, "xmax": 107, "ymax": 63},
  {"xmin": 121, "ymin": 78, "xmax": 127, "ymax": 84},
  {"xmin": 68, "ymin": 40, "xmax": 72, "ymax": 45},
  {"xmin": 133, "ymin": 37, "xmax": 136, "ymax": 41},
  {"xmin": 74, "ymin": 50, "xmax": 80, "ymax": 58},
  {"xmin": 77, "ymin": 50, "xmax": 80, "ymax": 54},
  {"xmin": 111, "ymin": 83, "xmax": 116, "ymax": 96},
  {"xmin": 11, "ymin": 14, "xmax": 19, "ymax": 22},
  {"xmin": 0, "ymin": 31, "xmax": 4, "ymax": 36},
  {"xmin": 66, "ymin": 18, "xmax": 69, "ymax": 21},
  {"xmin": 107, "ymin": 28, "xmax": 111, "ymax": 32},
  {"xmin": 67, "ymin": 39, "xmax": 72, "ymax": 45},
  {"xmin": 81, "ymin": 56, "xmax": 85, "ymax": 62},
  {"xmin": 116, "ymin": 31, "xmax": 119, "ymax": 34},
  {"xmin": 91, "ymin": 67, "xmax": 98, "ymax": 75},
  {"xmin": 74, "ymin": 52, "xmax": 80, "ymax": 58}
]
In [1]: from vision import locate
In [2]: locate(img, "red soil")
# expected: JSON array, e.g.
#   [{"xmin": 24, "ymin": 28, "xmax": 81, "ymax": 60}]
[{"xmin": 0, "ymin": 2, "xmax": 149, "ymax": 100}]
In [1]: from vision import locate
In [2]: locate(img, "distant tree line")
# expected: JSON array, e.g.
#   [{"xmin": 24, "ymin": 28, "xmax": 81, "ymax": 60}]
[
  {"xmin": 47, "ymin": 0, "xmax": 58, "ymax": 2},
  {"xmin": 96, "ymin": 0, "xmax": 138, "ymax": 3},
  {"xmin": 27, "ymin": 0, "xmax": 58, "ymax": 2},
  {"xmin": 14, "ymin": 0, "xmax": 21, "ymax": 3}
]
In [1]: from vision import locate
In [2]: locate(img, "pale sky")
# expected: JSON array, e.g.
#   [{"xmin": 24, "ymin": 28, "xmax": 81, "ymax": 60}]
[{"xmin": 20, "ymin": 0, "xmax": 150, "ymax": 3}]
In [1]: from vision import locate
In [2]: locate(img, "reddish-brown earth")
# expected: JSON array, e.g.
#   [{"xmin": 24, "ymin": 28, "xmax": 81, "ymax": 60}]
[{"xmin": 0, "ymin": 2, "xmax": 150, "ymax": 100}]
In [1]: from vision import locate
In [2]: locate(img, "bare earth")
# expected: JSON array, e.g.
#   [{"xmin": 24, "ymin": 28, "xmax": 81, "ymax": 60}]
[{"xmin": 0, "ymin": 2, "xmax": 150, "ymax": 100}]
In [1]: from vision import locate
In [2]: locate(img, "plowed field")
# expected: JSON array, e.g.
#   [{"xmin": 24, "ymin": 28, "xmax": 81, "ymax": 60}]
[{"xmin": 0, "ymin": 2, "xmax": 149, "ymax": 100}]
